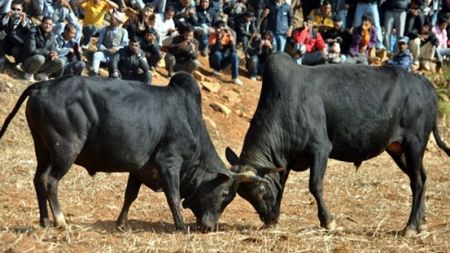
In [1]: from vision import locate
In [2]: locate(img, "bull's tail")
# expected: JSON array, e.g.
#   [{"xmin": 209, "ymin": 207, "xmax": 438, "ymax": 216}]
[
  {"xmin": 432, "ymin": 121, "xmax": 450, "ymax": 156},
  {"xmin": 0, "ymin": 83, "xmax": 39, "ymax": 139}
]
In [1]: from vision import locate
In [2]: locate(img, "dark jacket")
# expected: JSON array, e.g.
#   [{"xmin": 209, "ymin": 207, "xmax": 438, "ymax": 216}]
[
  {"xmin": 194, "ymin": 5, "xmax": 217, "ymax": 27},
  {"xmin": 24, "ymin": 25, "xmax": 57, "ymax": 58},
  {"xmin": 265, "ymin": 0, "xmax": 293, "ymax": 35},
  {"xmin": 115, "ymin": 47, "xmax": 151, "ymax": 83},
  {"xmin": 382, "ymin": 0, "xmax": 410, "ymax": 11},
  {"xmin": 235, "ymin": 15, "xmax": 257, "ymax": 38},
  {"xmin": 168, "ymin": 35, "xmax": 199, "ymax": 63}
]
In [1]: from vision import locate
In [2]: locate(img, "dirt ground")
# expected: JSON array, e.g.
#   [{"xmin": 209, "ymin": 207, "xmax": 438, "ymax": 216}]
[{"xmin": 1, "ymin": 60, "xmax": 450, "ymax": 253}]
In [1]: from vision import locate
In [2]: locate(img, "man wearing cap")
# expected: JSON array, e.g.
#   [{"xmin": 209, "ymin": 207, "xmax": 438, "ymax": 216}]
[
  {"xmin": 386, "ymin": 36, "xmax": 412, "ymax": 72},
  {"xmin": 92, "ymin": 10, "xmax": 129, "ymax": 77}
]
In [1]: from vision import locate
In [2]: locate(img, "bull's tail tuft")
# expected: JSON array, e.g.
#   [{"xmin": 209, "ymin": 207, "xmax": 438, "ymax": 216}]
[
  {"xmin": 0, "ymin": 83, "xmax": 39, "ymax": 139},
  {"xmin": 433, "ymin": 122, "xmax": 450, "ymax": 156}
]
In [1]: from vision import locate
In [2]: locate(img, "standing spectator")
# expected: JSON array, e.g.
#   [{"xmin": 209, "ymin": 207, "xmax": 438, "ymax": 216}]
[
  {"xmin": 405, "ymin": 0, "xmax": 426, "ymax": 37},
  {"xmin": 164, "ymin": 24, "xmax": 200, "ymax": 76},
  {"xmin": 194, "ymin": 0, "xmax": 217, "ymax": 56},
  {"xmin": 291, "ymin": 16, "xmax": 328, "ymax": 65},
  {"xmin": 263, "ymin": 0, "xmax": 293, "ymax": 52},
  {"xmin": 92, "ymin": 11, "xmax": 129, "ymax": 76},
  {"xmin": 124, "ymin": 3, "xmax": 155, "ymax": 42},
  {"xmin": 409, "ymin": 21, "xmax": 439, "ymax": 70},
  {"xmin": 432, "ymin": 16, "xmax": 449, "ymax": 73},
  {"xmin": 55, "ymin": 23, "xmax": 85, "ymax": 75},
  {"xmin": 353, "ymin": 0, "xmax": 384, "ymax": 49},
  {"xmin": 111, "ymin": 38, "xmax": 151, "ymax": 83},
  {"xmin": 235, "ymin": 10, "xmax": 257, "ymax": 51},
  {"xmin": 22, "ymin": 17, "xmax": 65, "ymax": 81},
  {"xmin": 383, "ymin": 0, "xmax": 409, "ymax": 53},
  {"xmin": 77, "ymin": 0, "xmax": 118, "ymax": 49},
  {"xmin": 347, "ymin": 13, "xmax": 377, "ymax": 64},
  {"xmin": 386, "ymin": 36, "xmax": 413, "ymax": 71},
  {"xmin": 208, "ymin": 20, "xmax": 243, "ymax": 85},
  {"xmin": 0, "ymin": 0, "xmax": 32, "ymax": 70},
  {"xmin": 154, "ymin": 6, "xmax": 178, "ymax": 46},
  {"xmin": 246, "ymin": 30, "xmax": 275, "ymax": 80},
  {"xmin": 44, "ymin": 0, "xmax": 83, "ymax": 43},
  {"xmin": 332, "ymin": 0, "xmax": 348, "ymax": 28},
  {"xmin": 141, "ymin": 27, "xmax": 161, "ymax": 70}
]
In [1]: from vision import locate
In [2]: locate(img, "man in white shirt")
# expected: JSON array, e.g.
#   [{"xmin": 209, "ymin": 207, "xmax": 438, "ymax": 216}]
[{"xmin": 154, "ymin": 5, "xmax": 178, "ymax": 46}]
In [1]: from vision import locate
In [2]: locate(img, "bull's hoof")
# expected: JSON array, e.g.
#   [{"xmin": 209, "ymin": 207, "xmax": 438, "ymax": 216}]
[
  {"xmin": 40, "ymin": 218, "xmax": 51, "ymax": 228},
  {"xmin": 403, "ymin": 228, "xmax": 417, "ymax": 238},
  {"xmin": 418, "ymin": 224, "xmax": 428, "ymax": 233},
  {"xmin": 117, "ymin": 221, "xmax": 128, "ymax": 232},
  {"xmin": 324, "ymin": 219, "xmax": 337, "ymax": 231}
]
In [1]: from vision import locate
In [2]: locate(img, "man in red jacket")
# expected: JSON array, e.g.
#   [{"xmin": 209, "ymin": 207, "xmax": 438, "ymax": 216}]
[{"xmin": 291, "ymin": 16, "xmax": 328, "ymax": 65}]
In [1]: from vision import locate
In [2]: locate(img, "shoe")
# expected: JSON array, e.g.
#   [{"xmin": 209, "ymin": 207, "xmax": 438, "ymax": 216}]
[
  {"xmin": 436, "ymin": 61, "xmax": 442, "ymax": 73},
  {"xmin": 419, "ymin": 61, "xmax": 431, "ymax": 71},
  {"xmin": 212, "ymin": 70, "xmax": 221, "ymax": 76},
  {"xmin": 233, "ymin": 78, "xmax": 243, "ymax": 86},
  {"xmin": 110, "ymin": 71, "xmax": 120, "ymax": 79},
  {"xmin": 23, "ymin": 73, "xmax": 35, "ymax": 82},
  {"xmin": 35, "ymin": 73, "xmax": 49, "ymax": 81},
  {"xmin": 250, "ymin": 76, "xmax": 257, "ymax": 81}
]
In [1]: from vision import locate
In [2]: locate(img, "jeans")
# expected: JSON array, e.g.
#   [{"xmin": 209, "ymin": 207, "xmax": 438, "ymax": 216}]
[
  {"xmin": 23, "ymin": 55, "xmax": 65, "ymax": 76},
  {"xmin": 384, "ymin": 10, "xmax": 406, "ymax": 53},
  {"xmin": 82, "ymin": 25, "xmax": 100, "ymax": 46},
  {"xmin": 92, "ymin": 51, "xmax": 114, "ymax": 74},
  {"xmin": 353, "ymin": 3, "xmax": 384, "ymax": 49},
  {"xmin": 209, "ymin": 50, "xmax": 240, "ymax": 79},
  {"xmin": 273, "ymin": 34, "xmax": 287, "ymax": 52}
]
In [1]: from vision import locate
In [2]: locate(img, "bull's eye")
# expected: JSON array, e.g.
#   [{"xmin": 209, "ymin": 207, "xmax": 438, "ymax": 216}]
[
  {"xmin": 222, "ymin": 191, "xmax": 230, "ymax": 199},
  {"xmin": 257, "ymin": 185, "xmax": 266, "ymax": 196}
]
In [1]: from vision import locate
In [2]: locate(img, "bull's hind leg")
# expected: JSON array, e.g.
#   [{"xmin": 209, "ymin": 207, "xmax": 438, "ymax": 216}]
[
  {"xmin": 117, "ymin": 174, "xmax": 142, "ymax": 231},
  {"xmin": 45, "ymin": 146, "xmax": 78, "ymax": 229},
  {"xmin": 33, "ymin": 146, "xmax": 52, "ymax": 227},
  {"xmin": 388, "ymin": 144, "xmax": 427, "ymax": 237}
]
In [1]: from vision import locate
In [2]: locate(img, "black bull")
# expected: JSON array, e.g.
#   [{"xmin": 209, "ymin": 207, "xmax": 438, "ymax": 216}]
[
  {"xmin": 227, "ymin": 53, "xmax": 450, "ymax": 237},
  {"xmin": 0, "ymin": 73, "xmax": 264, "ymax": 232}
]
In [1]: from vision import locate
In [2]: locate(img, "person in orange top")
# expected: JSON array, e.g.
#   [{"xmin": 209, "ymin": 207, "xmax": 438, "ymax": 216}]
[
  {"xmin": 76, "ymin": 0, "xmax": 118, "ymax": 48},
  {"xmin": 347, "ymin": 14, "xmax": 376, "ymax": 64}
]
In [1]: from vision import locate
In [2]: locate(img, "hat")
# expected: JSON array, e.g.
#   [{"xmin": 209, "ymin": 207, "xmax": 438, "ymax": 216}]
[
  {"xmin": 398, "ymin": 36, "xmax": 409, "ymax": 44},
  {"xmin": 113, "ymin": 10, "xmax": 128, "ymax": 23},
  {"xmin": 332, "ymin": 14, "xmax": 342, "ymax": 22}
]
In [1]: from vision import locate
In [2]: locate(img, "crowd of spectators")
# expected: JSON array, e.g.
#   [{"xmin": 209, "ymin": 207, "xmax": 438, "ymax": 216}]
[{"xmin": 0, "ymin": 0, "xmax": 450, "ymax": 85}]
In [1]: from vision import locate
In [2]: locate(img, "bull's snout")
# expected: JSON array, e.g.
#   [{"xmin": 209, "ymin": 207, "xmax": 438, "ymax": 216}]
[
  {"xmin": 197, "ymin": 212, "xmax": 218, "ymax": 233},
  {"xmin": 260, "ymin": 211, "xmax": 279, "ymax": 227}
]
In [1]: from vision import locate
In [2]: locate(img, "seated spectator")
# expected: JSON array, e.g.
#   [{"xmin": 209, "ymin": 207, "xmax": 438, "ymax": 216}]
[
  {"xmin": 44, "ymin": 0, "xmax": 82, "ymax": 43},
  {"xmin": 386, "ymin": 36, "xmax": 413, "ymax": 72},
  {"xmin": 223, "ymin": 0, "xmax": 247, "ymax": 30},
  {"xmin": 322, "ymin": 14, "xmax": 352, "ymax": 63},
  {"xmin": 111, "ymin": 37, "xmax": 151, "ymax": 83},
  {"xmin": 22, "ymin": 17, "xmax": 65, "ymax": 81},
  {"xmin": 432, "ymin": 16, "xmax": 449, "ymax": 73},
  {"xmin": 194, "ymin": 0, "xmax": 217, "ymax": 56},
  {"xmin": 0, "ymin": 0, "xmax": 12, "ymax": 15},
  {"xmin": 409, "ymin": 21, "xmax": 438, "ymax": 70},
  {"xmin": 128, "ymin": 0, "xmax": 167, "ymax": 13},
  {"xmin": 92, "ymin": 11, "xmax": 129, "ymax": 76},
  {"xmin": 0, "ymin": 0, "xmax": 32, "ymax": 70},
  {"xmin": 141, "ymin": 27, "xmax": 161, "ymax": 70},
  {"xmin": 311, "ymin": 0, "xmax": 333, "ymax": 34},
  {"xmin": 55, "ymin": 23, "xmax": 86, "ymax": 75},
  {"xmin": 164, "ymin": 24, "xmax": 200, "ymax": 76},
  {"xmin": 77, "ymin": 0, "xmax": 118, "ymax": 49},
  {"xmin": 154, "ymin": 5, "xmax": 178, "ymax": 47},
  {"xmin": 347, "ymin": 14, "xmax": 376, "ymax": 65},
  {"xmin": 208, "ymin": 20, "xmax": 243, "ymax": 85},
  {"xmin": 124, "ymin": 3, "xmax": 155, "ymax": 42},
  {"xmin": 291, "ymin": 16, "xmax": 328, "ymax": 65},
  {"xmin": 235, "ymin": 10, "xmax": 257, "ymax": 51},
  {"xmin": 172, "ymin": 0, "xmax": 197, "ymax": 28},
  {"xmin": 246, "ymin": 30, "xmax": 275, "ymax": 80}
]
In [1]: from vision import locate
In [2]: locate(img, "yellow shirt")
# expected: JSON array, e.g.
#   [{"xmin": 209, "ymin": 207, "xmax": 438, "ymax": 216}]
[{"xmin": 81, "ymin": 1, "xmax": 110, "ymax": 27}]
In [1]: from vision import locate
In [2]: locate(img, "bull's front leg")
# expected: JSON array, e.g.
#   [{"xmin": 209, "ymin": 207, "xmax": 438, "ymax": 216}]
[
  {"xmin": 309, "ymin": 146, "xmax": 335, "ymax": 231},
  {"xmin": 157, "ymin": 157, "xmax": 186, "ymax": 232},
  {"xmin": 117, "ymin": 174, "xmax": 142, "ymax": 231}
]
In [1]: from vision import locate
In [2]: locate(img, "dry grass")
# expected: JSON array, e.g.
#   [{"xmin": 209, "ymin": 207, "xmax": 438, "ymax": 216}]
[{"xmin": 1, "ymin": 75, "xmax": 450, "ymax": 253}]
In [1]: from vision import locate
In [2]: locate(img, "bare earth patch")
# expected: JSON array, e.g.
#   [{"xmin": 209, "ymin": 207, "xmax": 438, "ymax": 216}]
[{"xmin": 1, "ymin": 65, "xmax": 449, "ymax": 252}]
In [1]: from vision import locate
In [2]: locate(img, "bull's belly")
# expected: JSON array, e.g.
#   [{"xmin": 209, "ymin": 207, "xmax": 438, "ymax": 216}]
[{"xmin": 328, "ymin": 141, "xmax": 389, "ymax": 163}]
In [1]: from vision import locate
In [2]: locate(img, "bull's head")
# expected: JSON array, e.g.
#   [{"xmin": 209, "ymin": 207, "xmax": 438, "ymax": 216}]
[
  {"xmin": 225, "ymin": 147, "xmax": 286, "ymax": 226},
  {"xmin": 182, "ymin": 167, "xmax": 268, "ymax": 232}
]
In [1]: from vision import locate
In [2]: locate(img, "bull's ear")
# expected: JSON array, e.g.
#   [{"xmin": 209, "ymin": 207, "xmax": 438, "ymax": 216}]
[
  {"xmin": 235, "ymin": 170, "xmax": 268, "ymax": 184},
  {"xmin": 225, "ymin": 147, "xmax": 240, "ymax": 165},
  {"xmin": 258, "ymin": 167, "xmax": 286, "ymax": 175}
]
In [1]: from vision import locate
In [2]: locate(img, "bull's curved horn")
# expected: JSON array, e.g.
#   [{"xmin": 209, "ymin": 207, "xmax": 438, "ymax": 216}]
[{"xmin": 235, "ymin": 170, "xmax": 268, "ymax": 184}]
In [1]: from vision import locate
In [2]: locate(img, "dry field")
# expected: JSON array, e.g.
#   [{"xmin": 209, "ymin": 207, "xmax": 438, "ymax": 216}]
[{"xmin": 1, "ymin": 67, "xmax": 450, "ymax": 253}]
